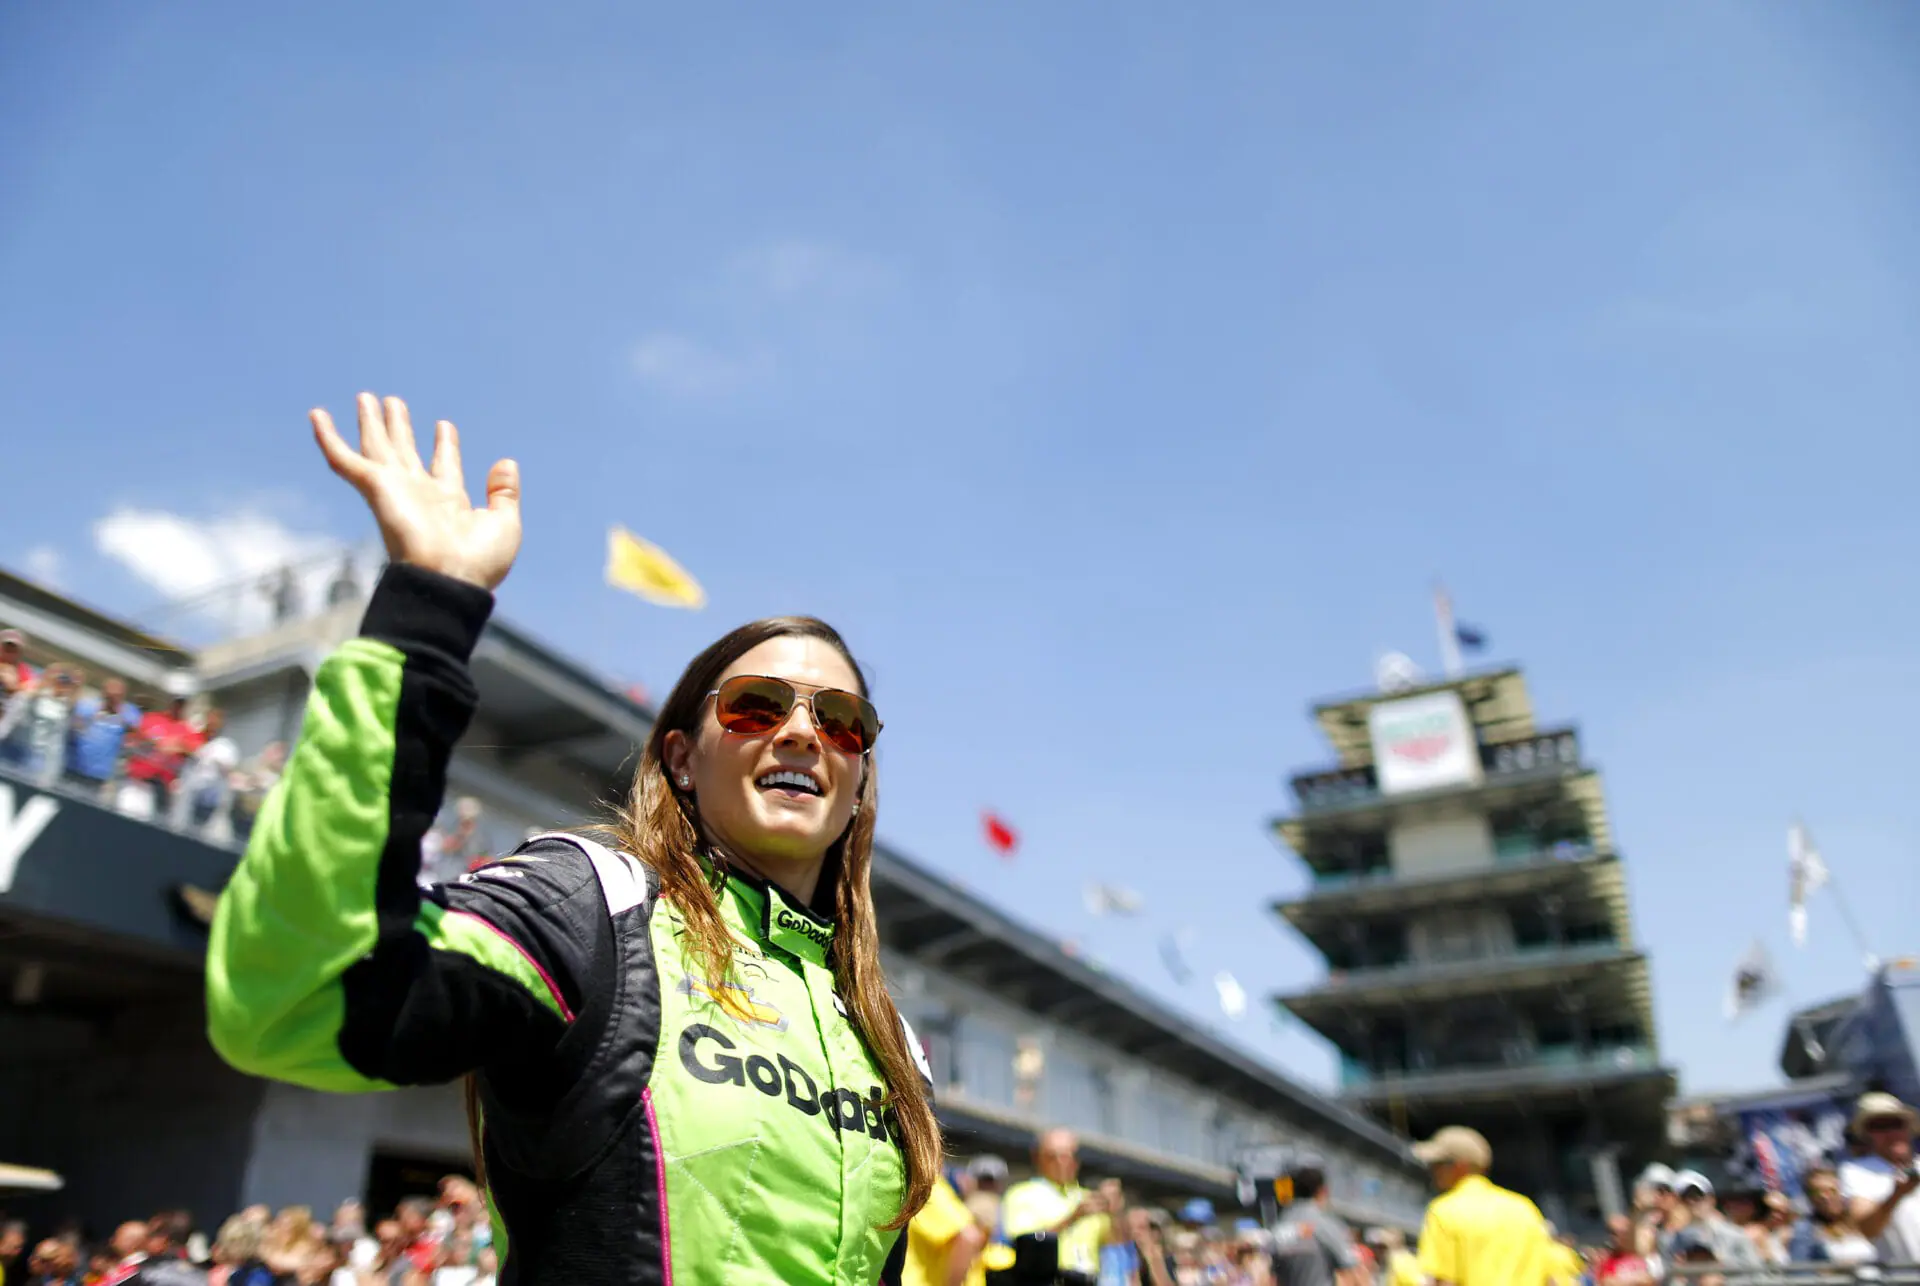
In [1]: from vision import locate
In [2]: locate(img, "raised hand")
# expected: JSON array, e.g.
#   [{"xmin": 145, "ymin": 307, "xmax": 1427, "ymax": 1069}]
[{"xmin": 312, "ymin": 393, "xmax": 522, "ymax": 591}]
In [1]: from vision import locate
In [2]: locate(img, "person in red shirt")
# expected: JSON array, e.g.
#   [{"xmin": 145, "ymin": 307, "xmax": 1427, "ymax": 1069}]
[
  {"xmin": 0, "ymin": 629, "xmax": 32, "ymax": 699},
  {"xmin": 125, "ymin": 697, "xmax": 201, "ymax": 818},
  {"xmin": 1594, "ymin": 1215, "xmax": 1655, "ymax": 1285}
]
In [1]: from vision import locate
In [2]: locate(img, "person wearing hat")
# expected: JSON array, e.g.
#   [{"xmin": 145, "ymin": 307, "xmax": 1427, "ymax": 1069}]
[
  {"xmin": 1267, "ymin": 1159, "xmax": 1364, "ymax": 1286},
  {"xmin": 963, "ymin": 1155, "xmax": 1010, "ymax": 1236},
  {"xmin": 1839, "ymin": 1090, "xmax": 1920, "ymax": 1263},
  {"xmin": 1627, "ymin": 1163, "xmax": 1677, "ymax": 1261},
  {"xmin": 1667, "ymin": 1170, "xmax": 1761, "ymax": 1268},
  {"xmin": 1666, "ymin": 1225, "xmax": 1726, "ymax": 1286},
  {"xmin": 1409, "ymin": 1126, "xmax": 1554, "ymax": 1286}
]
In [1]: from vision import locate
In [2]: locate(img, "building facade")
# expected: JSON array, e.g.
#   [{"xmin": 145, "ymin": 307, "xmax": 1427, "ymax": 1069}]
[
  {"xmin": 1268, "ymin": 667, "xmax": 1676, "ymax": 1230},
  {"xmin": 0, "ymin": 560, "xmax": 1427, "ymax": 1235}
]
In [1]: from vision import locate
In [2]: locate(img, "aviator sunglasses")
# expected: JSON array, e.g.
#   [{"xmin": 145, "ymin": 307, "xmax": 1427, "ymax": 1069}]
[{"xmin": 708, "ymin": 674, "xmax": 883, "ymax": 756}]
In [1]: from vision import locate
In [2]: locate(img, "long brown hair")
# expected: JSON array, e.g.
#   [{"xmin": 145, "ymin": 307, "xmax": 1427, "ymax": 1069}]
[{"xmin": 470, "ymin": 616, "xmax": 939, "ymax": 1228}]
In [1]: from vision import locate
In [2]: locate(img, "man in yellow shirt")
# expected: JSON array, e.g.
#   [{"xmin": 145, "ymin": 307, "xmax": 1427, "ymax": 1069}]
[
  {"xmin": 1413, "ymin": 1126, "xmax": 1555, "ymax": 1286},
  {"xmin": 903, "ymin": 1173, "xmax": 988, "ymax": 1286},
  {"xmin": 1000, "ymin": 1129, "xmax": 1113, "ymax": 1284}
]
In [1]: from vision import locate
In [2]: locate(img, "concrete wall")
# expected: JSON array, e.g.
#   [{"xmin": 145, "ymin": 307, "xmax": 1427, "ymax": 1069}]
[{"xmin": 240, "ymin": 1083, "xmax": 468, "ymax": 1212}]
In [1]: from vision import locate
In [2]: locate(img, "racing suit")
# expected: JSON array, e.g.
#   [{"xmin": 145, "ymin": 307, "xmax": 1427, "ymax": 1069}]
[{"xmin": 206, "ymin": 564, "xmax": 916, "ymax": 1285}]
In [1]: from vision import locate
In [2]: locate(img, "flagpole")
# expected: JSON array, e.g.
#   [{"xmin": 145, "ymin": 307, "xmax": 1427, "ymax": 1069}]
[
  {"xmin": 1434, "ymin": 583, "xmax": 1463, "ymax": 678},
  {"xmin": 1795, "ymin": 820, "xmax": 1879, "ymax": 972},
  {"xmin": 1823, "ymin": 873, "xmax": 1879, "ymax": 971}
]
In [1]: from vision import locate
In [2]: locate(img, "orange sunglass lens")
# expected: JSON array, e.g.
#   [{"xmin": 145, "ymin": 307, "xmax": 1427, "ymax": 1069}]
[
  {"xmin": 813, "ymin": 690, "xmax": 880, "ymax": 755},
  {"xmin": 714, "ymin": 677, "xmax": 795, "ymax": 734}
]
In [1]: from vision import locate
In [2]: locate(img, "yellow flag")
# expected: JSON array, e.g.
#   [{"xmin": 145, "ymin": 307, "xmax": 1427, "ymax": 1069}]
[{"xmin": 605, "ymin": 526, "xmax": 706, "ymax": 609}]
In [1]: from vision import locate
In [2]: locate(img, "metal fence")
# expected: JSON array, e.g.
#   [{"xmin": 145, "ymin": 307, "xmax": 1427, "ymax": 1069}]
[
  {"xmin": 1665, "ymin": 1267, "xmax": 1920, "ymax": 1283},
  {"xmin": 131, "ymin": 540, "xmax": 384, "ymax": 648}
]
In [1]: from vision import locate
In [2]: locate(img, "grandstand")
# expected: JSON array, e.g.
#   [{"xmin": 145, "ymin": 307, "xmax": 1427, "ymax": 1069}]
[{"xmin": 0, "ymin": 556, "xmax": 1427, "ymax": 1235}]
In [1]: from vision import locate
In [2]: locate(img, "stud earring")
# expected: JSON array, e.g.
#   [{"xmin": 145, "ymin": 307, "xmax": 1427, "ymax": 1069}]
[{"xmin": 679, "ymin": 776, "xmax": 691, "ymax": 789}]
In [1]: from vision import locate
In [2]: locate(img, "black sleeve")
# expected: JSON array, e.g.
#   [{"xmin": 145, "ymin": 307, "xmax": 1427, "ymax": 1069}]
[
  {"xmin": 877, "ymin": 1229, "xmax": 907, "ymax": 1286},
  {"xmin": 333, "ymin": 565, "xmax": 613, "ymax": 1098}
]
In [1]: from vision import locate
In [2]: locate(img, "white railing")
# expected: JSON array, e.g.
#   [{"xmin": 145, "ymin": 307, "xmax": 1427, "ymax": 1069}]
[
  {"xmin": 132, "ymin": 541, "xmax": 384, "ymax": 649},
  {"xmin": 1666, "ymin": 1268, "xmax": 1920, "ymax": 1283}
]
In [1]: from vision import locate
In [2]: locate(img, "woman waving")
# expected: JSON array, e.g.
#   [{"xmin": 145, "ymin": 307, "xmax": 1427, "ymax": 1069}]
[{"xmin": 207, "ymin": 394, "xmax": 939, "ymax": 1286}]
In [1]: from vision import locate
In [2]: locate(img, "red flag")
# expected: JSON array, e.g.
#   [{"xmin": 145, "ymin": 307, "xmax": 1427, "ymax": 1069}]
[{"xmin": 982, "ymin": 812, "xmax": 1018, "ymax": 858}]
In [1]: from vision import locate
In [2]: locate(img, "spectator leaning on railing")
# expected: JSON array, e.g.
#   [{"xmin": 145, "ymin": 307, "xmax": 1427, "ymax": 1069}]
[
  {"xmin": 169, "ymin": 708, "xmax": 237, "ymax": 836},
  {"xmin": 67, "ymin": 678, "xmax": 141, "ymax": 799},
  {"xmin": 1841, "ymin": 1091, "xmax": 1920, "ymax": 1264},
  {"xmin": 123, "ymin": 697, "xmax": 198, "ymax": 820},
  {"xmin": 227, "ymin": 742, "xmax": 285, "ymax": 844},
  {"xmin": 1630, "ymin": 1162, "xmax": 1679, "ymax": 1259},
  {"xmin": 0, "ymin": 630, "xmax": 32, "ymax": 700},
  {"xmin": 1789, "ymin": 1165, "xmax": 1877, "ymax": 1264},
  {"xmin": 1668, "ymin": 1170, "xmax": 1763, "ymax": 1269},
  {"xmin": 2, "ymin": 665, "xmax": 84, "ymax": 787}
]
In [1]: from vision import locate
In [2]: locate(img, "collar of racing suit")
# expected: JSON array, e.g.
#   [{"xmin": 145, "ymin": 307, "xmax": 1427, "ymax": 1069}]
[{"xmin": 707, "ymin": 859, "xmax": 838, "ymax": 966}]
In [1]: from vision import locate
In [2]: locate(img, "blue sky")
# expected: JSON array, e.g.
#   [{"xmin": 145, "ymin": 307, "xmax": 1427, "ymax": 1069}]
[{"xmin": 3, "ymin": 2, "xmax": 1918, "ymax": 1099}]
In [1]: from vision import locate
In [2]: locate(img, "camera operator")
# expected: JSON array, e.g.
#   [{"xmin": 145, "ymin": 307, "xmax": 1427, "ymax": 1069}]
[{"xmin": 998, "ymin": 1131, "xmax": 1120, "ymax": 1286}]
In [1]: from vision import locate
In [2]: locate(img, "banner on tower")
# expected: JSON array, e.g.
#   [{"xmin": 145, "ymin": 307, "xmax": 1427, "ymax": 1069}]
[{"xmin": 1368, "ymin": 691, "xmax": 1482, "ymax": 796}]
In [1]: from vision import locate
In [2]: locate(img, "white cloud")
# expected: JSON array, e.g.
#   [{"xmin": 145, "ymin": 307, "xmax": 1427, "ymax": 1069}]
[
  {"xmin": 93, "ymin": 506, "xmax": 368, "ymax": 636},
  {"xmin": 21, "ymin": 545, "xmax": 62, "ymax": 589},
  {"xmin": 631, "ymin": 332, "xmax": 767, "ymax": 398}
]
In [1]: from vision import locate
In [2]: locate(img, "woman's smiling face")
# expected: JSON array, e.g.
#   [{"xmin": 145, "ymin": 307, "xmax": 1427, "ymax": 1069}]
[{"xmin": 666, "ymin": 635, "xmax": 867, "ymax": 869}]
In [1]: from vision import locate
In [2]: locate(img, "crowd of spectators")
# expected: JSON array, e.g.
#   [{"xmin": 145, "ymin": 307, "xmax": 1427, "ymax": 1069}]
[
  {"xmin": 0, "ymin": 1180, "xmax": 496, "ymax": 1286},
  {"xmin": 0, "ymin": 626, "xmax": 283, "ymax": 845},
  {"xmin": 893, "ymin": 1094, "xmax": 1916, "ymax": 1285},
  {"xmin": 1594, "ymin": 1090, "xmax": 1918, "ymax": 1283},
  {"xmin": 903, "ymin": 1129, "xmax": 1383, "ymax": 1286},
  {"xmin": 0, "ymin": 616, "xmax": 590, "ymax": 908}
]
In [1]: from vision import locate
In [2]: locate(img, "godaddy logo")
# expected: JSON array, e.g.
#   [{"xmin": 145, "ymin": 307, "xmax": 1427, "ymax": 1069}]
[
  {"xmin": 774, "ymin": 907, "xmax": 832, "ymax": 949},
  {"xmin": 679, "ymin": 1023, "xmax": 900, "ymax": 1144}
]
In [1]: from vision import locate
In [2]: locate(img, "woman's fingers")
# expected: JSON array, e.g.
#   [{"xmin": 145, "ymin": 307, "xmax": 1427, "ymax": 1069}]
[
  {"xmin": 311, "ymin": 409, "xmax": 373, "ymax": 489},
  {"xmin": 356, "ymin": 392, "xmax": 393, "ymax": 464},
  {"xmin": 485, "ymin": 459, "xmax": 521, "ymax": 517},
  {"xmin": 430, "ymin": 420, "xmax": 466, "ymax": 492},
  {"xmin": 384, "ymin": 396, "xmax": 426, "ymax": 473}
]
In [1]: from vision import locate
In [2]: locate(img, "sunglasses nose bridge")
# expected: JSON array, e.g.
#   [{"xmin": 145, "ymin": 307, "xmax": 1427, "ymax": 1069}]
[{"xmin": 773, "ymin": 690, "xmax": 822, "ymax": 745}]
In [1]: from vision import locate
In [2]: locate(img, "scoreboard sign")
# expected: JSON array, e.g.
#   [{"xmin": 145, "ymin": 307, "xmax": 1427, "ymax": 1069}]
[{"xmin": 1367, "ymin": 691, "xmax": 1482, "ymax": 796}]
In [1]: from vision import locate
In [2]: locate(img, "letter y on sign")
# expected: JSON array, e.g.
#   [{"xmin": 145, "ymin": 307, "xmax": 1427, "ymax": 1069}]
[{"xmin": 0, "ymin": 783, "xmax": 60, "ymax": 895}]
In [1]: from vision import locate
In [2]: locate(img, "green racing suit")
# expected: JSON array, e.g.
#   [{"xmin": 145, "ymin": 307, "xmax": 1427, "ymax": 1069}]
[{"xmin": 205, "ymin": 564, "xmax": 920, "ymax": 1285}]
